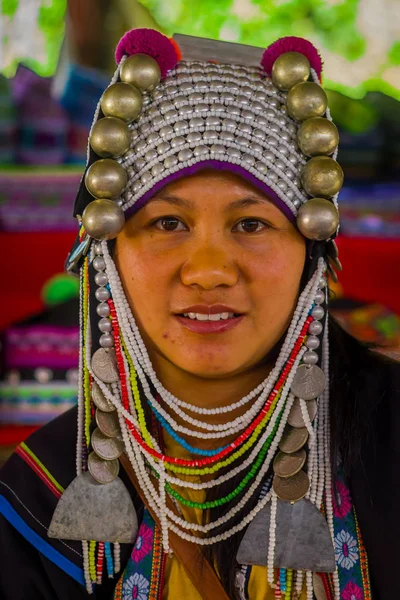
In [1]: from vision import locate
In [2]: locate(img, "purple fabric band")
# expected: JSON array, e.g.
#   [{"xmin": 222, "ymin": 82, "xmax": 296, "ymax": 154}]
[{"xmin": 124, "ymin": 160, "xmax": 296, "ymax": 224}]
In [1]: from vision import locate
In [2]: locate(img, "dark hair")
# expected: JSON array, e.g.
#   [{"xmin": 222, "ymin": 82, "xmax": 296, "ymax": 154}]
[{"xmin": 201, "ymin": 316, "xmax": 385, "ymax": 599}]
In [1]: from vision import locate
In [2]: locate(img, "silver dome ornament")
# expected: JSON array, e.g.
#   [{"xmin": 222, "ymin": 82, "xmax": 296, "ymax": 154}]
[
  {"xmin": 303, "ymin": 350, "xmax": 319, "ymax": 365},
  {"xmin": 99, "ymin": 317, "xmax": 112, "ymax": 333},
  {"xmin": 312, "ymin": 305, "xmax": 325, "ymax": 320},
  {"xmin": 272, "ymin": 52, "xmax": 311, "ymax": 91},
  {"xmin": 93, "ymin": 256, "xmax": 106, "ymax": 271},
  {"xmin": 97, "ymin": 302, "xmax": 110, "ymax": 318},
  {"xmin": 90, "ymin": 117, "xmax": 130, "ymax": 158},
  {"xmin": 159, "ymin": 125, "xmax": 174, "ymax": 137},
  {"xmin": 120, "ymin": 54, "xmax": 161, "ymax": 92},
  {"xmin": 297, "ymin": 198, "xmax": 339, "ymax": 241},
  {"xmin": 85, "ymin": 159, "xmax": 128, "ymax": 200},
  {"xmin": 314, "ymin": 290, "xmax": 325, "ymax": 305},
  {"xmin": 164, "ymin": 155, "xmax": 178, "ymax": 168},
  {"xmin": 287, "ymin": 82, "xmax": 328, "ymax": 122},
  {"xmin": 301, "ymin": 156, "xmax": 344, "ymax": 198},
  {"xmin": 82, "ymin": 199, "xmax": 125, "ymax": 241},
  {"xmin": 95, "ymin": 287, "xmax": 110, "ymax": 303},
  {"xmin": 306, "ymin": 335, "xmax": 320, "ymax": 350},
  {"xmin": 95, "ymin": 272, "xmax": 108, "ymax": 287},
  {"xmin": 309, "ymin": 320, "xmax": 323, "ymax": 335},
  {"xmin": 151, "ymin": 163, "xmax": 165, "ymax": 176},
  {"xmin": 297, "ymin": 117, "xmax": 339, "ymax": 157},
  {"xmin": 100, "ymin": 82, "xmax": 143, "ymax": 123},
  {"xmin": 157, "ymin": 142, "xmax": 170, "ymax": 154},
  {"xmin": 100, "ymin": 333, "xmax": 114, "ymax": 349}
]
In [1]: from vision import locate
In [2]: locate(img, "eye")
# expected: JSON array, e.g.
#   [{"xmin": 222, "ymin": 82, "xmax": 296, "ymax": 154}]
[
  {"xmin": 154, "ymin": 216, "xmax": 188, "ymax": 231},
  {"xmin": 233, "ymin": 218, "xmax": 269, "ymax": 233}
]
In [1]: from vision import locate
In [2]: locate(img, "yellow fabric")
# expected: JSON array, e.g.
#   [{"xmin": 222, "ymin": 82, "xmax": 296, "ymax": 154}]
[{"xmin": 161, "ymin": 432, "xmax": 307, "ymax": 599}]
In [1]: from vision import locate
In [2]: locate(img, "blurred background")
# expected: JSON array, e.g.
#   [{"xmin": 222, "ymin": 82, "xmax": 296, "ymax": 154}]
[{"xmin": 1, "ymin": 0, "xmax": 399, "ymax": 463}]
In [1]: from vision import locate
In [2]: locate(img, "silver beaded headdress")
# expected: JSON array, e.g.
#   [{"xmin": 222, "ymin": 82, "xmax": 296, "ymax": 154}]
[
  {"xmin": 69, "ymin": 28, "xmax": 343, "ymax": 272},
  {"xmin": 52, "ymin": 29, "xmax": 344, "ymax": 597}
]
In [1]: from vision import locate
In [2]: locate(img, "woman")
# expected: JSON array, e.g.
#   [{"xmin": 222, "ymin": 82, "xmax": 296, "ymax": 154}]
[{"xmin": 1, "ymin": 29, "xmax": 399, "ymax": 600}]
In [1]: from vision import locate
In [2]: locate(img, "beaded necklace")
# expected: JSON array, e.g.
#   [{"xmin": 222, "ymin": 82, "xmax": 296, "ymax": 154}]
[{"xmin": 76, "ymin": 241, "xmax": 345, "ymax": 598}]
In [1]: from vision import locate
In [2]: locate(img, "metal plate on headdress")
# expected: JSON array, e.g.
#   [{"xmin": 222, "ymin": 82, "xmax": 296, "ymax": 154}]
[
  {"xmin": 291, "ymin": 364, "xmax": 326, "ymax": 400},
  {"xmin": 173, "ymin": 33, "xmax": 263, "ymax": 67},
  {"xmin": 288, "ymin": 398, "xmax": 317, "ymax": 428},
  {"xmin": 95, "ymin": 408, "xmax": 121, "ymax": 438},
  {"xmin": 279, "ymin": 426, "xmax": 309, "ymax": 454},
  {"xmin": 273, "ymin": 449, "xmax": 306, "ymax": 479},
  {"xmin": 236, "ymin": 497, "xmax": 335, "ymax": 572},
  {"xmin": 91, "ymin": 348, "xmax": 119, "ymax": 383},
  {"xmin": 273, "ymin": 470, "xmax": 309, "ymax": 502},
  {"xmin": 48, "ymin": 471, "xmax": 138, "ymax": 543},
  {"xmin": 88, "ymin": 451, "xmax": 119, "ymax": 484},
  {"xmin": 91, "ymin": 427, "xmax": 124, "ymax": 460},
  {"xmin": 92, "ymin": 381, "xmax": 115, "ymax": 412}
]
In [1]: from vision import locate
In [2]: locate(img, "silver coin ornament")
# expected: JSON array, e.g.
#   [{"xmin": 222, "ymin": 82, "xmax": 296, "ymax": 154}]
[
  {"xmin": 91, "ymin": 381, "xmax": 115, "ymax": 413},
  {"xmin": 91, "ymin": 347, "xmax": 119, "ymax": 383},
  {"xmin": 288, "ymin": 398, "xmax": 317, "ymax": 428},
  {"xmin": 95, "ymin": 408, "xmax": 121, "ymax": 438},
  {"xmin": 91, "ymin": 427, "xmax": 124, "ymax": 460},
  {"xmin": 88, "ymin": 451, "xmax": 120, "ymax": 484},
  {"xmin": 291, "ymin": 364, "xmax": 326, "ymax": 400}
]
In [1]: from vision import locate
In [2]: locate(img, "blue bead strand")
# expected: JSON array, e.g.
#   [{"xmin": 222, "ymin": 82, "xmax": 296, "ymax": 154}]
[
  {"xmin": 150, "ymin": 406, "xmax": 228, "ymax": 456},
  {"xmin": 104, "ymin": 542, "xmax": 114, "ymax": 578}
]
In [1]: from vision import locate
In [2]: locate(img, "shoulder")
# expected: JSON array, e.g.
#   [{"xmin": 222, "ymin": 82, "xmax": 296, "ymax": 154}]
[{"xmin": 0, "ymin": 407, "xmax": 84, "ymax": 580}]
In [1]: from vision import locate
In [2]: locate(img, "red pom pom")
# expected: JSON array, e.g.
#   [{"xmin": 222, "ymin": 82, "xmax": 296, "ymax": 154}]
[
  {"xmin": 115, "ymin": 28, "xmax": 180, "ymax": 78},
  {"xmin": 261, "ymin": 37, "xmax": 323, "ymax": 82}
]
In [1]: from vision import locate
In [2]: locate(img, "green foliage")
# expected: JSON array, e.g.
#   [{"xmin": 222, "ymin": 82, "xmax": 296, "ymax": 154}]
[{"xmin": 2, "ymin": 0, "xmax": 18, "ymax": 17}]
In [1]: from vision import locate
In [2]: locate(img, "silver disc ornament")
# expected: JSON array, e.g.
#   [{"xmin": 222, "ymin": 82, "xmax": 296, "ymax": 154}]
[
  {"xmin": 92, "ymin": 381, "xmax": 115, "ymax": 412},
  {"xmin": 88, "ymin": 451, "xmax": 120, "ymax": 484},
  {"xmin": 91, "ymin": 427, "xmax": 124, "ymax": 460},
  {"xmin": 91, "ymin": 347, "xmax": 119, "ymax": 383},
  {"xmin": 95, "ymin": 408, "xmax": 121, "ymax": 438},
  {"xmin": 291, "ymin": 364, "xmax": 326, "ymax": 400},
  {"xmin": 288, "ymin": 398, "xmax": 317, "ymax": 428},
  {"xmin": 279, "ymin": 426, "xmax": 309, "ymax": 454}
]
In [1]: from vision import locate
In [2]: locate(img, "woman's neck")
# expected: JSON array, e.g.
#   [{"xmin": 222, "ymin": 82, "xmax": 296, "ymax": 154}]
[{"xmin": 146, "ymin": 352, "xmax": 272, "ymax": 452}]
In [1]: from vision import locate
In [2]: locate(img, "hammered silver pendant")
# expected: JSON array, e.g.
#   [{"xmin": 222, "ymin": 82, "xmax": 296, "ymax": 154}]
[
  {"xmin": 48, "ymin": 471, "xmax": 138, "ymax": 543},
  {"xmin": 237, "ymin": 498, "xmax": 335, "ymax": 572}
]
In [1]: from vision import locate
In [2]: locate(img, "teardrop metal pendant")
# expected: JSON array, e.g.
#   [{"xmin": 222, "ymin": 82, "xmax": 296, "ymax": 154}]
[
  {"xmin": 237, "ymin": 498, "xmax": 335, "ymax": 572},
  {"xmin": 48, "ymin": 471, "xmax": 138, "ymax": 543}
]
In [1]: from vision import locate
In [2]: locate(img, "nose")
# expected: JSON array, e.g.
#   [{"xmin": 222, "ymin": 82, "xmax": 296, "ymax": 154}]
[{"xmin": 180, "ymin": 245, "xmax": 239, "ymax": 290}]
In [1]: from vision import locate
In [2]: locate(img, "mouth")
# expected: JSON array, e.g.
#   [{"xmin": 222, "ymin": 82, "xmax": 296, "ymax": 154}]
[{"xmin": 174, "ymin": 305, "xmax": 245, "ymax": 334}]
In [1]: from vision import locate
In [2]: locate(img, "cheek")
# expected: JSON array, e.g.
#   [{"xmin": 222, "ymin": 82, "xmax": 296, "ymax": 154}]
[{"xmin": 250, "ymin": 238, "xmax": 305, "ymax": 315}]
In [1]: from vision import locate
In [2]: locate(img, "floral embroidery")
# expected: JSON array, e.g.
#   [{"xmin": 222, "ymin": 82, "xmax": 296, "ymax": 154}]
[
  {"xmin": 333, "ymin": 480, "xmax": 352, "ymax": 518},
  {"xmin": 131, "ymin": 523, "xmax": 153, "ymax": 563},
  {"xmin": 342, "ymin": 581, "xmax": 364, "ymax": 600},
  {"xmin": 122, "ymin": 572, "xmax": 150, "ymax": 600},
  {"xmin": 334, "ymin": 530, "xmax": 359, "ymax": 570}
]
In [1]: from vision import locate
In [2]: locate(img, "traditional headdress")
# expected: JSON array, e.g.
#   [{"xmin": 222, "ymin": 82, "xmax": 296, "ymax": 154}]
[{"xmin": 49, "ymin": 29, "xmax": 345, "ymax": 597}]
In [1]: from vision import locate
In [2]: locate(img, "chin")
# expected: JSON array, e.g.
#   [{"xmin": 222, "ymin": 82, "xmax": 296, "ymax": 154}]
[{"xmin": 169, "ymin": 351, "xmax": 254, "ymax": 379}]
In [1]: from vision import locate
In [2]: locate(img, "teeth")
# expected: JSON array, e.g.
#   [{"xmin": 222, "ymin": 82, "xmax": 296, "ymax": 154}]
[
  {"xmin": 196, "ymin": 313, "xmax": 208, "ymax": 321},
  {"xmin": 182, "ymin": 312, "xmax": 235, "ymax": 321}
]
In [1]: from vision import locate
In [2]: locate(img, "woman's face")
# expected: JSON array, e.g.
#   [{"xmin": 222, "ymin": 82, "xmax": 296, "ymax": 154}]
[{"xmin": 115, "ymin": 170, "xmax": 306, "ymax": 380}]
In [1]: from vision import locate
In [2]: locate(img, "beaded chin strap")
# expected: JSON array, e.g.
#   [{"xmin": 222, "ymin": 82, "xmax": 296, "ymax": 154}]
[{"xmin": 50, "ymin": 28, "xmax": 344, "ymax": 597}]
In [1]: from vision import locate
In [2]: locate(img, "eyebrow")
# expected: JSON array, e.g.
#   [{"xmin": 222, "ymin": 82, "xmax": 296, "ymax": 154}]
[{"xmin": 147, "ymin": 193, "xmax": 273, "ymax": 211}]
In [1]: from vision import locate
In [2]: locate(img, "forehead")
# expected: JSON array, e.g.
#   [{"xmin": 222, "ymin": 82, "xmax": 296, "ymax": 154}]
[{"xmin": 152, "ymin": 168, "xmax": 268, "ymax": 198}]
